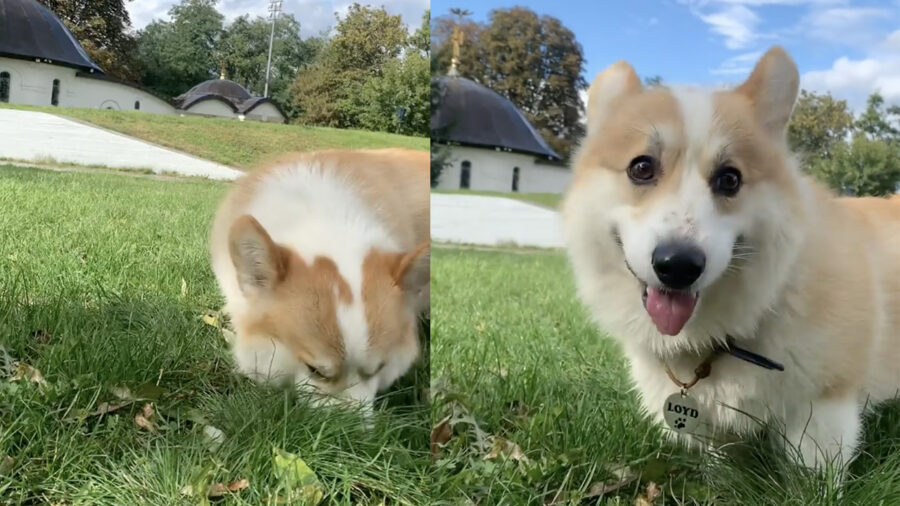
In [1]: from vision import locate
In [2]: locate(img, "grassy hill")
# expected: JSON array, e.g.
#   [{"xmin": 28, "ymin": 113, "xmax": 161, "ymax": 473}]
[{"xmin": 0, "ymin": 104, "xmax": 429, "ymax": 169}]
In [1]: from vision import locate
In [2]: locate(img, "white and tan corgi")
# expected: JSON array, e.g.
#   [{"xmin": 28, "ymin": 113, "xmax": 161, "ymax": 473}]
[
  {"xmin": 210, "ymin": 149, "xmax": 429, "ymax": 409},
  {"xmin": 563, "ymin": 47, "xmax": 900, "ymax": 470}
]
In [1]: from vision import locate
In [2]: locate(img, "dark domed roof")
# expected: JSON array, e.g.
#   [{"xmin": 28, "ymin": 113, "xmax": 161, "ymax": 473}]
[
  {"xmin": 0, "ymin": 0, "xmax": 103, "ymax": 73},
  {"xmin": 173, "ymin": 78, "xmax": 285, "ymax": 119},
  {"xmin": 431, "ymin": 76, "xmax": 560, "ymax": 160}
]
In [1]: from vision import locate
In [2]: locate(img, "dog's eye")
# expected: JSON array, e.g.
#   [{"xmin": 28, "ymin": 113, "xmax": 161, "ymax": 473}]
[
  {"xmin": 626, "ymin": 155, "xmax": 659, "ymax": 184},
  {"xmin": 710, "ymin": 166, "xmax": 742, "ymax": 197},
  {"xmin": 305, "ymin": 364, "xmax": 330, "ymax": 381}
]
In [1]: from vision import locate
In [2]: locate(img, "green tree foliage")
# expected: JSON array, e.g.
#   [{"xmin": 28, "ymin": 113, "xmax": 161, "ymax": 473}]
[
  {"xmin": 432, "ymin": 7, "xmax": 587, "ymax": 159},
  {"xmin": 220, "ymin": 14, "xmax": 320, "ymax": 118},
  {"xmin": 809, "ymin": 134, "xmax": 900, "ymax": 196},
  {"xmin": 791, "ymin": 90, "xmax": 900, "ymax": 196},
  {"xmin": 135, "ymin": 0, "xmax": 224, "ymax": 98},
  {"xmin": 291, "ymin": 4, "xmax": 429, "ymax": 136},
  {"xmin": 39, "ymin": 0, "xmax": 139, "ymax": 80},
  {"xmin": 788, "ymin": 90, "xmax": 854, "ymax": 162}
]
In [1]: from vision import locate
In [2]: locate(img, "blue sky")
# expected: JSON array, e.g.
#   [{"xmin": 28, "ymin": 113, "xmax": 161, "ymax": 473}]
[
  {"xmin": 126, "ymin": 1, "xmax": 428, "ymax": 38},
  {"xmin": 431, "ymin": 0, "xmax": 900, "ymax": 111}
]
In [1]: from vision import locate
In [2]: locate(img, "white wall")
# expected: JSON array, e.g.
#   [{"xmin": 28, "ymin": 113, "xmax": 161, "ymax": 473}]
[
  {"xmin": 0, "ymin": 57, "xmax": 175, "ymax": 114},
  {"xmin": 436, "ymin": 145, "xmax": 572, "ymax": 194},
  {"xmin": 182, "ymin": 99, "xmax": 237, "ymax": 118},
  {"xmin": 245, "ymin": 102, "xmax": 285, "ymax": 123}
]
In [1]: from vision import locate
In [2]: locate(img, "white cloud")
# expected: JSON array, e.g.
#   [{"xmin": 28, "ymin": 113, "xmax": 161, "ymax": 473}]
[
  {"xmin": 801, "ymin": 31, "xmax": 900, "ymax": 111},
  {"xmin": 126, "ymin": 0, "xmax": 428, "ymax": 37},
  {"xmin": 710, "ymin": 50, "xmax": 763, "ymax": 74},
  {"xmin": 801, "ymin": 7, "xmax": 890, "ymax": 46},
  {"xmin": 698, "ymin": 5, "xmax": 760, "ymax": 49}
]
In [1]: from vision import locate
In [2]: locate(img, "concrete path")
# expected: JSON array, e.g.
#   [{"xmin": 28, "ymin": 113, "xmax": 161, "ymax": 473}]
[
  {"xmin": 0, "ymin": 109, "xmax": 241, "ymax": 180},
  {"xmin": 431, "ymin": 193, "xmax": 565, "ymax": 248}
]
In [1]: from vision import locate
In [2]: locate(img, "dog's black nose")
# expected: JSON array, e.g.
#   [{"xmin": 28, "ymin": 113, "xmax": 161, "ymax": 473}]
[{"xmin": 651, "ymin": 242, "xmax": 705, "ymax": 290}]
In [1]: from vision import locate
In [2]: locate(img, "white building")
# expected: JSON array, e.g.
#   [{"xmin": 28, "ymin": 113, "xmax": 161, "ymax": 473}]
[
  {"xmin": 0, "ymin": 0, "xmax": 285, "ymax": 123},
  {"xmin": 431, "ymin": 75, "xmax": 571, "ymax": 194}
]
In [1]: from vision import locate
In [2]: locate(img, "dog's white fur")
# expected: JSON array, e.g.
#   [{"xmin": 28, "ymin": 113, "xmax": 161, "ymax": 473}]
[
  {"xmin": 563, "ymin": 47, "xmax": 900, "ymax": 470},
  {"xmin": 210, "ymin": 149, "xmax": 429, "ymax": 409}
]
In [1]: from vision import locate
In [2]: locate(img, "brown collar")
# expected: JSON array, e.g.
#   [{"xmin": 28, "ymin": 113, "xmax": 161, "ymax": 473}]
[{"xmin": 662, "ymin": 335, "xmax": 784, "ymax": 391}]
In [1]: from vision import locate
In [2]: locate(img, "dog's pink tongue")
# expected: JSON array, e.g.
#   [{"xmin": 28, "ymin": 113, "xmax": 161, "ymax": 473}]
[{"xmin": 645, "ymin": 288, "xmax": 697, "ymax": 336}]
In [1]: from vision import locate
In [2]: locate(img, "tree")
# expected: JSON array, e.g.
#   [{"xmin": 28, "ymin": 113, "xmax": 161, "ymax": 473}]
[
  {"xmin": 432, "ymin": 7, "xmax": 587, "ymax": 158},
  {"xmin": 220, "ymin": 14, "xmax": 320, "ymax": 119},
  {"xmin": 788, "ymin": 90, "xmax": 854, "ymax": 162},
  {"xmin": 40, "ymin": 0, "xmax": 139, "ymax": 80},
  {"xmin": 855, "ymin": 92, "xmax": 900, "ymax": 144},
  {"xmin": 134, "ymin": 0, "xmax": 224, "ymax": 98},
  {"xmin": 409, "ymin": 10, "xmax": 430, "ymax": 53},
  {"xmin": 291, "ymin": 3, "xmax": 428, "ymax": 135},
  {"xmin": 808, "ymin": 134, "xmax": 900, "ymax": 196},
  {"xmin": 356, "ymin": 52, "xmax": 430, "ymax": 136}
]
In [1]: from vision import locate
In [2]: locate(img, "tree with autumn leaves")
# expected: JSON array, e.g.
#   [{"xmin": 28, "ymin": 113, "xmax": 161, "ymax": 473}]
[{"xmin": 432, "ymin": 7, "xmax": 587, "ymax": 159}]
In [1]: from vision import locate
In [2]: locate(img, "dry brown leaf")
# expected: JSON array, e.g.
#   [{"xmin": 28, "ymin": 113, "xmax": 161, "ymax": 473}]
[
  {"xmin": 10, "ymin": 362, "xmax": 48, "ymax": 386},
  {"xmin": 207, "ymin": 482, "xmax": 229, "ymax": 498},
  {"xmin": 584, "ymin": 465, "xmax": 638, "ymax": 498},
  {"xmin": 110, "ymin": 385, "xmax": 133, "ymax": 400},
  {"xmin": 430, "ymin": 415, "xmax": 452, "ymax": 460},
  {"xmin": 31, "ymin": 329, "xmax": 52, "ymax": 344},
  {"xmin": 227, "ymin": 479, "xmax": 249, "ymax": 492},
  {"xmin": 180, "ymin": 278, "xmax": 188, "ymax": 297},
  {"xmin": 134, "ymin": 403, "xmax": 156, "ymax": 432},
  {"xmin": 0, "ymin": 455, "xmax": 15, "ymax": 474},
  {"xmin": 484, "ymin": 438, "xmax": 529, "ymax": 463},
  {"xmin": 634, "ymin": 482, "xmax": 661, "ymax": 506},
  {"xmin": 93, "ymin": 401, "xmax": 129, "ymax": 416}
]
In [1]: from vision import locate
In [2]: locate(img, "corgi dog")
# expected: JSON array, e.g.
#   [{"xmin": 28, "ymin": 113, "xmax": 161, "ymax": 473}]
[
  {"xmin": 210, "ymin": 149, "xmax": 429, "ymax": 410},
  {"xmin": 563, "ymin": 47, "xmax": 900, "ymax": 470}
]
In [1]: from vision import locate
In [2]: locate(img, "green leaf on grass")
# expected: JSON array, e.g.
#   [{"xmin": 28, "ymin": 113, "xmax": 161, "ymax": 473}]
[{"xmin": 272, "ymin": 447, "xmax": 325, "ymax": 505}]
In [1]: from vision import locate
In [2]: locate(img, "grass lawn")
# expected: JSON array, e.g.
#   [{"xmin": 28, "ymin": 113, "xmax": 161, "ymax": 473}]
[
  {"xmin": 0, "ymin": 104, "xmax": 429, "ymax": 169},
  {"xmin": 0, "ymin": 165, "xmax": 430, "ymax": 504},
  {"xmin": 431, "ymin": 189, "xmax": 562, "ymax": 209},
  {"xmin": 430, "ymin": 245, "xmax": 900, "ymax": 504}
]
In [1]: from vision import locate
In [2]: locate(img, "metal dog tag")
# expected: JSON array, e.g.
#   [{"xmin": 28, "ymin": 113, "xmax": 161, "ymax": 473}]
[{"xmin": 663, "ymin": 392, "xmax": 702, "ymax": 435}]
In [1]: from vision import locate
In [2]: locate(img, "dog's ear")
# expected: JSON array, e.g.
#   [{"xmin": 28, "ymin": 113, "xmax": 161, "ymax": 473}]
[
  {"xmin": 586, "ymin": 60, "xmax": 642, "ymax": 134},
  {"xmin": 391, "ymin": 241, "xmax": 429, "ymax": 313},
  {"xmin": 735, "ymin": 46, "xmax": 799, "ymax": 141},
  {"xmin": 229, "ymin": 215, "xmax": 286, "ymax": 294}
]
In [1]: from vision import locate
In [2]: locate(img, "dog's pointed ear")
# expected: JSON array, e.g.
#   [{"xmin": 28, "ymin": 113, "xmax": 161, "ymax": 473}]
[
  {"xmin": 391, "ymin": 241, "xmax": 429, "ymax": 313},
  {"xmin": 229, "ymin": 215, "xmax": 286, "ymax": 294},
  {"xmin": 735, "ymin": 46, "xmax": 799, "ymax": 140},
  {"xmin": 586, "ymin": 60, "xmax": 642, "ymax": 133}
]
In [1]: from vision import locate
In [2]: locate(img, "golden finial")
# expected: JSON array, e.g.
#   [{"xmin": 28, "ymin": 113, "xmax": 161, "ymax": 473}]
[{"xmin": 448, "ymin": 8, "xmax": 471, "ymax": 76}]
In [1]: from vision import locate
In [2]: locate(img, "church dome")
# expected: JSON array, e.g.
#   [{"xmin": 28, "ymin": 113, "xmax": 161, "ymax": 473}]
[
  {"xmin": 431, "ymin": 76, "xmax": 560, "ymax": 160},
  {"xmin": 0, "ymin": 0, "xmax": 103, "ymax": 73}
]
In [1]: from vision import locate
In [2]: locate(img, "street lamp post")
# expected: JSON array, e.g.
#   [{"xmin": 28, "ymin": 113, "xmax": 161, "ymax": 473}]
[{"xmin": 264, "ymin": 0, "xmax": 283, "ymax": 98}]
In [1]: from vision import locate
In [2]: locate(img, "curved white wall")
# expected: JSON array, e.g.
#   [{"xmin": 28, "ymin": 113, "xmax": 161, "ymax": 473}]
[
  {"xmin": 182, "ymin": 99, "xmax": 236, "ymax": 118},
  {"xmin": 0, "ymin": 57, "xmax": 175, "ymax": 115},
  {"xmin": 436, "ymin": 145, "xmax": 572, "ymax": 194},
  {"xmin": 245, "ymin": 102, "xmax": 284, "ymax": 123}
]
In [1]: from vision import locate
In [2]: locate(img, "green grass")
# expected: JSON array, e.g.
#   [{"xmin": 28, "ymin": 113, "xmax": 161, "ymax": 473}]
[
  {"xmin": 0, "ymin": 104, "xmax": 429, "ymax": 169},
  {"xmin": 432, "ymin": 189, "xmax": 562, "ymax": 209},
  {"xmin": 0, "ymin": 165, "xmax": 429, "ymax": 505},
  {"xmin": 431, "ymin": 245, "xmax": 900, "ymax": 504}
]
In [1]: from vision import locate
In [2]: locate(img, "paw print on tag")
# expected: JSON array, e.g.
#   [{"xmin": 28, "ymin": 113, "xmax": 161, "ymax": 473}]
[{"xmin": 663, "ymin": 392, "xmax": 702, "ymax": 434}]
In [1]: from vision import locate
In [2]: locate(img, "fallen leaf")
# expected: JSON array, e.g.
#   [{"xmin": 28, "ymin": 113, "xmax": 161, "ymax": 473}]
[
  {"xmin": 207, "ymin": 479, "xmax": 248, "ymax": 498},
  {"xmin": 202, "ymin": 311, "xmax": 219, "ymax": 328},
  {"xmin": 484, "ymin": 438, "xmax": 529, "ymax": 463},
  {"xmin": 134, "ymin": 403, "xmax": 156, "ymax": 432},
  {"xmin": 31, "ymin": 329, "xmax": 51, "ymax": 344},
  {"xmin": 584, "ymin": 465, "xmax": 638, "ymax": 498},
  {"xmin": 272, "ymin": 447, "xmax": 325, "ymax": 505},
  {"xmin": 0, "ymin": 455, "xmax": 15, "ymax": 474},
  {"xmin": 203, "ymin": 425, "xmax": 225, "ymax": 446},
  {"xmin": 634, "ymin": 482, "xmax": 661, "ymax": 506},
  {"xmin": 10, "ymin": 362, "xmax": 47, "ymax": 387},
  {"xmin": 94, "ymin": 401, "xmax": 129, "ymax": 416},
  {"xmin": 430, "ymin": 415, "xmax": 452, "ymax": 460},
  {"xmin": 221, "ymin": 328, "xmax": 236, "ymax": 344},
  {"xmin": 110, "ymin": 385, "xmax": 133, "ymax": 400},
  {"xmin": 181, "ymin": 278, "xmax": 188, "ymax": 297}
]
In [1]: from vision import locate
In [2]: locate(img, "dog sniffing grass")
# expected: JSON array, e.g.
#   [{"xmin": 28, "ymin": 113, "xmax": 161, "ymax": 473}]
[
  {"xmin": 430, "ymin": 245, "xmax": 900, "ymax": 504},
  {"xmin": 0, "ymin": 165, "xmax": 429, "ymax": 504}
]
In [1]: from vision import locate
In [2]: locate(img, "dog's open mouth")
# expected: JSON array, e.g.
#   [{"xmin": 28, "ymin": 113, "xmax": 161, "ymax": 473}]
[{"xmin": 641, "ymin": 283, "xmax": 699, "ymax": 336}]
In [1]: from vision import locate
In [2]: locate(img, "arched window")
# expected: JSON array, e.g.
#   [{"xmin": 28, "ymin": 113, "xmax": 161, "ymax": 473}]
[
  {"xmin": 134, "ymin": 100, "xmax": 141, "ymax": 110},
  {"xmin": 512, "ymin": 167, "xmax": 520, "ymax": 192},
  {"xmin": 0, "ymin": 72, "xmax": 10, "ymax": 103},
  {"xmin": 460, "ymin": 161, "xmax": 471, "ymax": 189},
  {"xmin": 51, "ymin": 79, "xmax": 60, "ymax": 106}
]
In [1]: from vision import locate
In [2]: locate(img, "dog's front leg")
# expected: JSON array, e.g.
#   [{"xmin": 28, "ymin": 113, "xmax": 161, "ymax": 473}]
[{"xmin": 784, "ymin": 396, "xmax": 861, "ymax": 481}]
